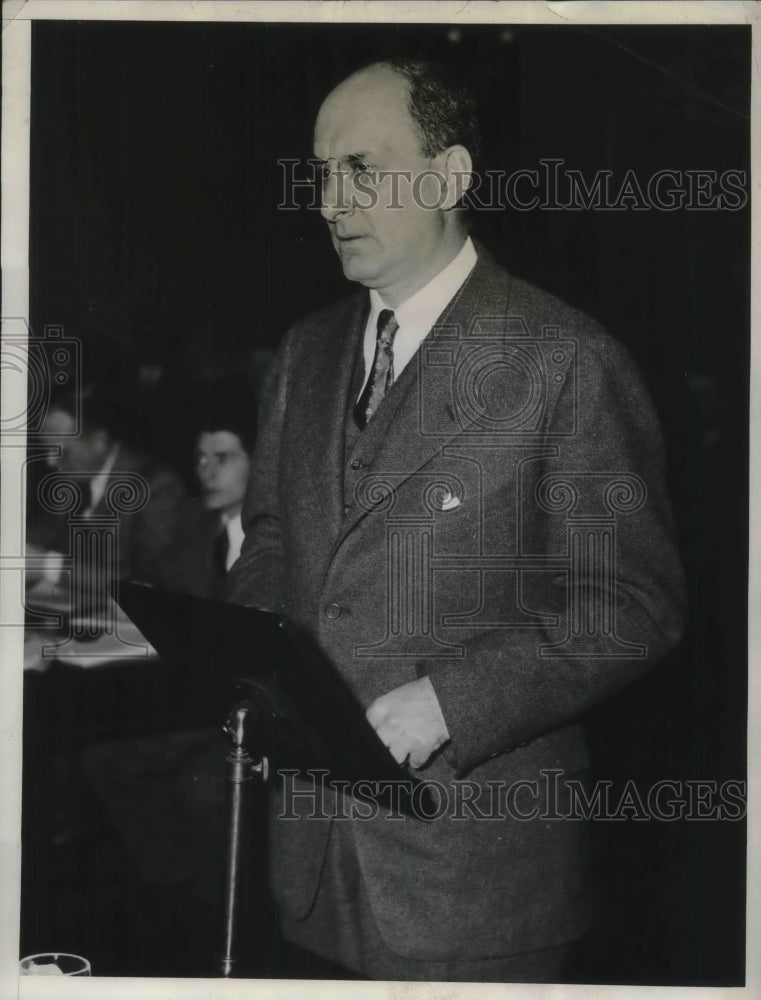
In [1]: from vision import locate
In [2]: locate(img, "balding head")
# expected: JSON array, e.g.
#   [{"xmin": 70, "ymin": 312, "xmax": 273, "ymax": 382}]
[
  {"xmin": 318, "ymin": 59, "xmax": 481, "ymax": 164},
  {"xmin": 313, "ymin": 60, "xmax": 474, "ymax": 307},
  {"xmin": 316, "ymin": 63, "xmax": 411, "ymax": 150}
]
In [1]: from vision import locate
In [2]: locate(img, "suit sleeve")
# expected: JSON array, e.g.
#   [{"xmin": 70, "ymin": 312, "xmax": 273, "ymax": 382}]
[
  {"xmin": 421, "ymin": 327, "xmax": 687, "ymax": 777},
  {"xmin": 226, "ymin": 340, "xmax": 289, "ymax": 613}
]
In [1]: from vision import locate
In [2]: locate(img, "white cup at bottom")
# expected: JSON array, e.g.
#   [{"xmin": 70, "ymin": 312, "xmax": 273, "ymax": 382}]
[{"xmin": 20, "ymin": 952, "xmax": 91, "ymax": 976}]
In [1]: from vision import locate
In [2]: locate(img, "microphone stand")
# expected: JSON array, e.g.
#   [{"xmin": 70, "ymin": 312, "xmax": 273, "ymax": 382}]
[{"xmin": 219, "ymin": 702, "xmax": 269, "ymax": 978}]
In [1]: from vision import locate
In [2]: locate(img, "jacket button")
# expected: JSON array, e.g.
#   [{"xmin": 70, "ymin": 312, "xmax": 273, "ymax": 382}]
[
  {"xmin": 350, "ymin": 458, "xmax": 364, "ymax": 470},
  {"xmin": 325, "ymin": 603, "xmax": 342, "ymax": 619}
]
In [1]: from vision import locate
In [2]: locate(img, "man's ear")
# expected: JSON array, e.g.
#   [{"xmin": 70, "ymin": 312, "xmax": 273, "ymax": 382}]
[{"xmin": 437, "ymin": 145, "xmax": 473, "ymax": 211}]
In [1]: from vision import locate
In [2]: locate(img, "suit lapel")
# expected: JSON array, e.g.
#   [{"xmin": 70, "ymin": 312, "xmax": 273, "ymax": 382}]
[
  {"xmin": 294, "ymin": 291, "xmax": 368, "ymax": 547},
  {"xmin": 339, "ymin": 250, "xmax": 512, "ymax": 541}
]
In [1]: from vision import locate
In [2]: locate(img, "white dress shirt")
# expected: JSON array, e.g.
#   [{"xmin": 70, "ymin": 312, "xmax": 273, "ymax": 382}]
[
  {"xmin": 221, "ymin": 512, "xmax": 245, "ymax": 572},
  {"xmin": 358, "ymin": 236, "xmax": 478, "ymax": 398},
  {"xmin": 85, "ymin": 444, "xmax": 120, "ymax": 517}
]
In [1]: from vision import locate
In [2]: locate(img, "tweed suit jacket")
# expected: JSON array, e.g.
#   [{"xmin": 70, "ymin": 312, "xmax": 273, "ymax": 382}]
[{"xmin": 227, "ymin": 246, "xmax": 685, "ymax": 961}]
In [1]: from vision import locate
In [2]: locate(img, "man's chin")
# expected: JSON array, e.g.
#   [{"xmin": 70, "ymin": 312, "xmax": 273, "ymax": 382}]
[
  {"xmin": 333, "ymin": 240, "xmax": 374, "ymax": 276},
  {"xmin": 339, "ymin": 256, "xmax": 381, "ymax": 287}
]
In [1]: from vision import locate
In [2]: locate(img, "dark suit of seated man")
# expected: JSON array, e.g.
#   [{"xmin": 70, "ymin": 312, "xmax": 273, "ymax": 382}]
[{"xmin": 226, "ymin": 59, "xmax": 686, "ymax": 983}]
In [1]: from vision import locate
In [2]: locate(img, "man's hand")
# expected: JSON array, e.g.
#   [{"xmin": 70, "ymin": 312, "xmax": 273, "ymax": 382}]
[{"xmin": 366, "ymin": 676, "xmax": 450, "ymax": 769}]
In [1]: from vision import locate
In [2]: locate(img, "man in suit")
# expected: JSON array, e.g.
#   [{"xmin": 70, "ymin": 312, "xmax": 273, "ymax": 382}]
[
  {"xmin": 161, "ymin": 383, "xmax": 258, "ymax": 600},
  {"xmin": 228, "ymin": 58, "xmax": 685, "ymax": 982},
  {"xmin": 27, "ymin": 383, "xmax": 187, "ymax": 595}
]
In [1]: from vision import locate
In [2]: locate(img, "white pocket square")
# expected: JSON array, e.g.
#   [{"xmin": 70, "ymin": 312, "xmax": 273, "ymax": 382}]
[{"xmin": 440, "ymin": 492, "xmax": 461, "ymax": 511}]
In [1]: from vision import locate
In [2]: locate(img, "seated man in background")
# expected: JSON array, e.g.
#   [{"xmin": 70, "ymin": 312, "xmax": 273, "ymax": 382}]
[
  {"xmin": 27, "ymin": 379, "xmax": 187, "ymax": 606},
  {"xmin": 86, "ymin": 378, "xmax": 259, "ymax": 902},
  {"xmin": 161, "ymin": 384, "xmax": 258, "ymax": 599}
]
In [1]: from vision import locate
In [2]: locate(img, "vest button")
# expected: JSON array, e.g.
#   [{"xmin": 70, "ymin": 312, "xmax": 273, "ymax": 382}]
[
  {"xmin": 325, "ymin": 603, "xmax": 342, "ymax": 620},
  {"xmin": 350, "ymin": 458, "xmax": 364, "ymax": 470}
]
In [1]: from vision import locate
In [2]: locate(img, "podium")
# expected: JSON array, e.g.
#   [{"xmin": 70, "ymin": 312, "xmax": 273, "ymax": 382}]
[{"xmin": 114, "ymin": 582, "xmax": 428, "ymax": 976}]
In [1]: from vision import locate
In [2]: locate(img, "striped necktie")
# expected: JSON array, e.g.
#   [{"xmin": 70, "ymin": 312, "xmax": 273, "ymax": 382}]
[{"xmin": 354, "ymin": 308, "xmax": 399, "ymax": 431}]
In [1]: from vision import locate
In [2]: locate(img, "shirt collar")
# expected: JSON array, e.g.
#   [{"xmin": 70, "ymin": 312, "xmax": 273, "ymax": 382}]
[
  {"xmin": 368, "ymin": 236, "xmax": 477, "ymax": 332},
  {"xmin": 360, "ymin": 237, "xmax": 477, "ymax": 392}
]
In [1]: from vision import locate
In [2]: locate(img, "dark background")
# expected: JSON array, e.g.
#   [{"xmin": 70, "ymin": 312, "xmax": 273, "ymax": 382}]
[{"xmin": 25, "ymin": 20, "xmax": 748, "ymax": 984}]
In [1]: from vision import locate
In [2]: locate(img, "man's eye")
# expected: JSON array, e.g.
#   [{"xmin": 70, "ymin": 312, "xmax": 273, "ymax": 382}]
[{"xmin": 318, "ymin": 161, "xmax": 374, "ymax": 186}]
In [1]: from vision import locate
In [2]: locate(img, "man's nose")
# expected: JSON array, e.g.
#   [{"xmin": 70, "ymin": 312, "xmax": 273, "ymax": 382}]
[
  {"xmin": 320, "ymin": 167, "xmax": 352, "ymax": 222},
  {"xmin": 198, "ymin": 461, "xmax": 217, "ymax": 485}
]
